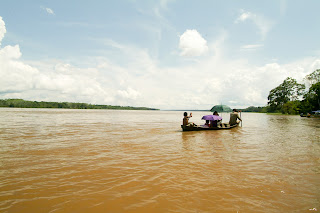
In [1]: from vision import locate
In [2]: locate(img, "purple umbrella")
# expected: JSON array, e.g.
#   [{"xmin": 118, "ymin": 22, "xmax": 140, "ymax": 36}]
[{"xmin": 201, "ymin": 115, "xmax": 222, "ymax": 121}]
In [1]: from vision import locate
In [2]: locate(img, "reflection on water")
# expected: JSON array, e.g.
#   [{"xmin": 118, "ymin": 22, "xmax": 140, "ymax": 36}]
[{"xmin": 0, "ymin": 108, "xmax": 319, "ymax": 212}]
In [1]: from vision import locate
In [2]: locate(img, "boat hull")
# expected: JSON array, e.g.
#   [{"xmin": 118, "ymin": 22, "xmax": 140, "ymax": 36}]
[{"xmin": 181, "ymin": 123, "xmax": 239, "ymax": 131}]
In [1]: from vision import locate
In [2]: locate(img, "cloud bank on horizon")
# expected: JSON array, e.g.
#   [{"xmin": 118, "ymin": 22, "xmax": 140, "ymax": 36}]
[{"xmin": 0, "ymin": 1, "xmax": 320, "ymax": 110}]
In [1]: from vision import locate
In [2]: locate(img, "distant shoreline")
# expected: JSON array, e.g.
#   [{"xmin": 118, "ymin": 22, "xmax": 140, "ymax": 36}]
[
  {"xmin": 0, "ymin": 99, "xmax": 159, "ymax": 111},
  {"xmin": 163, "ymin": 110, "xmax": 211, "ymax": 111},
  {"xmin": 0, "ymin": 99, "xmax": 269, "ymax": 112}
]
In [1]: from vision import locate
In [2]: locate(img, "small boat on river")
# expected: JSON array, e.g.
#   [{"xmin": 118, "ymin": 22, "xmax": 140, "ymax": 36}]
[
  {"xmin": 300, "ymin": 110, "xmax": 320, "ymax": 118},
  {"xmin": 181, "ymin": 123, "xmax": 239, "ymax": 131},
  {"xmin": 182, "ymin": 108, "xmax": 242, "ymax": 131}
]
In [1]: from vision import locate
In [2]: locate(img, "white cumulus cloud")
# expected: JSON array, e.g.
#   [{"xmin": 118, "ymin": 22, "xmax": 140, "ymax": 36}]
[
  {"xmin": 0, "ymin": 17, "xmax": 6, "ymax": 46},
  {"xmin": 117, "ymin": 87, "xmax": 141, "ymax": 100},
  {"xmin": 0, "ymin": 46, "xmax": 38, "ymax": 94},
  {"xmin": 0, "ymin": 17, "xmax": 115, "ymax": 104},
  {"xmin": 179, "ymin": 29, "xmax": 208, "ymax": 57},
  {"xmin": 235, "ymin": 10, "xmax": 273, "ymax": 40},
  {"xmin": 0, "ymin": 45, "xmax": 22, "ymax": 59}
]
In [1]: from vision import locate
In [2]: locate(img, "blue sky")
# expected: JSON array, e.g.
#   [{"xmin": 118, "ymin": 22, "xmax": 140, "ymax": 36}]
[{"xmin": 1, "ymin": 0, "xmax": 320, "ymax": 109}]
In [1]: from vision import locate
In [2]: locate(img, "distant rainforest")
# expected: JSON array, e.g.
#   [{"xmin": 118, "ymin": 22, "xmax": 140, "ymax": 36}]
[{"xmin": 0, "ymin": 99, "xmax": 159, "ymax": 110}]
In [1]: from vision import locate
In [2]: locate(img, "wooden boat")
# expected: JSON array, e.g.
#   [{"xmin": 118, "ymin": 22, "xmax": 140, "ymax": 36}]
[{"xmin": 181, "ymin": 122, "xmax": 239, "ymax": 131}]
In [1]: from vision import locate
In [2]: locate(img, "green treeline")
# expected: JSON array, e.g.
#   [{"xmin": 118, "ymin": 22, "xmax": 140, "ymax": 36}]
[
  {"xmin": 240, "ymin": 106, "xmax": 268, "ymax": 113},
  {"xmin": 240, "ymin": 69, "xmax": 320, "ymax": 114},
  {"xmin": 0, "ymin": 99, "xmax": 159, "ymax": 110}
]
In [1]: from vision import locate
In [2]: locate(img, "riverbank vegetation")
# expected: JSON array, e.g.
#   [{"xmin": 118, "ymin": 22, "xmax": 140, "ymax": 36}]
[
  {"xmin": 267, "ymin": 69, "xmax": 319, "ymax": 114},
  {"xmin": 240, "ymin": 69, "xmax": 319, "ymax": 114},
  {"xmin": 0, "ymin": 99, "xmax": 159, "ymax": 110}
]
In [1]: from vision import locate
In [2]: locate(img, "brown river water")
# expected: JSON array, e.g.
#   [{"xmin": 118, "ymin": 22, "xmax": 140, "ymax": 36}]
[{"xmin": 0, "ymin": 108, "xmax": 319, "ymax": 213}]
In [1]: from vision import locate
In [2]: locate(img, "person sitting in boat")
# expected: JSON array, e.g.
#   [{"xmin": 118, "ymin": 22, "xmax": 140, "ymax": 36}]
[
  {"xmin": 229, "ymin": 109, "xmax": 242, "ymax": 125},
  {"xmin": 211, "ymin": 111, "xmax": 222, "ymax": 127},
  {"xmin": 204, "ymin": 120, "xmax": 210, "ymax": 127},
  {"xmin": 183, "ymin": 112, "xmax": 195, "ymax": 127}
]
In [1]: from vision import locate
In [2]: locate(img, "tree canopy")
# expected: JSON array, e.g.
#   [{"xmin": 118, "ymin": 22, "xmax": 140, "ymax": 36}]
[
  {"xmin": 267, "ymin": 69, "xmax": 319, "ymax": 114},
  {"xmin": 304, "ymin": 69, "xmax": 320, "ymax": 86},
  {"xmin": 267, "ymin": 77, "xmax": 305, "ymax": 112}
]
